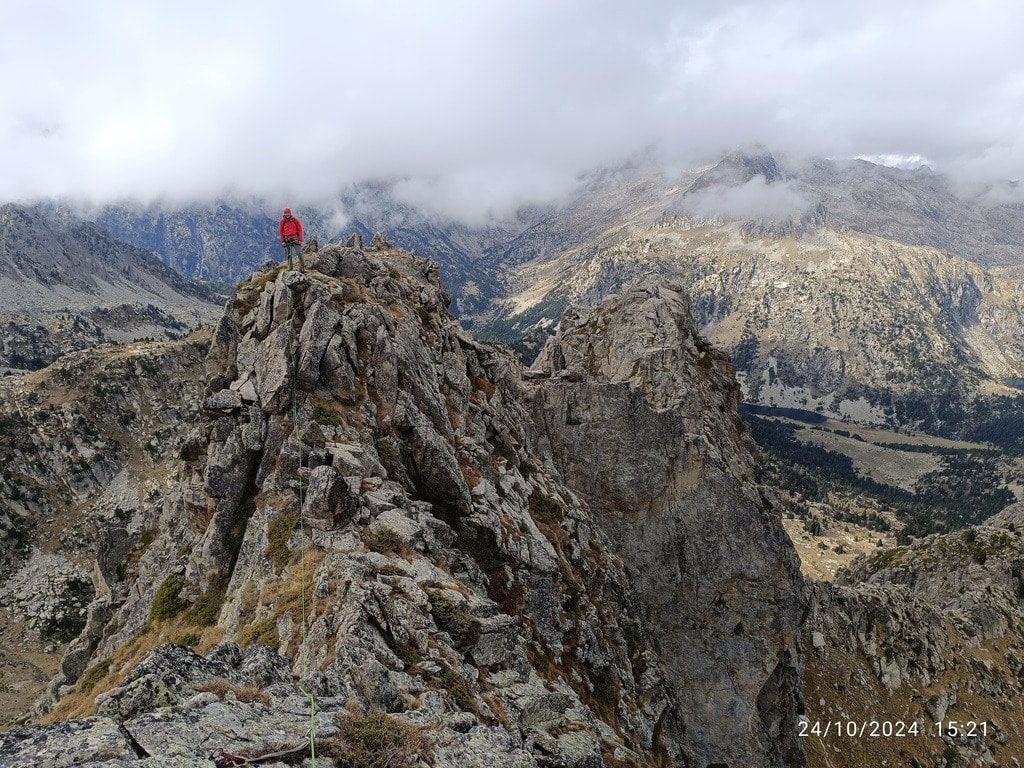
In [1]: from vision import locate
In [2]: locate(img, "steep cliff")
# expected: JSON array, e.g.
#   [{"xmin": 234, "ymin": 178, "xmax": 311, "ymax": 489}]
[
  {"xmin": 0, "ymin": 333, "xmax": 210, "ymax": 719},
  {"xmin": 525, "ymin": 283, "xmax": 807, "ymax": 768}
]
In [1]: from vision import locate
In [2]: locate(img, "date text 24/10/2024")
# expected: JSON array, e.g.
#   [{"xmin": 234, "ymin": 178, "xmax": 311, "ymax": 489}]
[{"xmin": 798, "ymin": 719, "xmax": 989, "ymax": 739}]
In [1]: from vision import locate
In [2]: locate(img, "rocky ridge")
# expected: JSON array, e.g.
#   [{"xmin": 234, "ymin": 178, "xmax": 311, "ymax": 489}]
[
  {"xmin": 802, "ymin": 515, "xmax": 1024, "ymax": 767},
  {"xmin": 2, "ymin": 240, "xmax": 806, "ymax": 767}
]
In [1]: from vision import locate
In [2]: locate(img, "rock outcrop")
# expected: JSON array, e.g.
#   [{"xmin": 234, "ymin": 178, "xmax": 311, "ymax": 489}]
[
  {"xmin": 803, "ymin": 519, "xmax": 1024, "ymax": 767},
  {"xmin": 15, "ymin": 244, "xmax": 681, "ymax": 766},
  {"xmin": 7, "ymin": 244, "xmax": 808, "ymax": 767},
  {"xmin": 526, "ymin": 282, "xmax": 807, "ymax": 768}
]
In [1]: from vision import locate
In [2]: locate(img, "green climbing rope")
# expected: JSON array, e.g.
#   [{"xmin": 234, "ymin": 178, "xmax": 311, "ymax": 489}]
[{"xmin": 288, "ymin": 308, "xmax": 317, "ymax": 766}]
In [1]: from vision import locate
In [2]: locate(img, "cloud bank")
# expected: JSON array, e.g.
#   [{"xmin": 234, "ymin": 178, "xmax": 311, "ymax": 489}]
[
  {"xmin": 2, "ymin": 0, "xmax": 1023, "ymax": 220},
  {"xmin": 683, "ymin": 177, "xmax": 809, "ymax": 221}
]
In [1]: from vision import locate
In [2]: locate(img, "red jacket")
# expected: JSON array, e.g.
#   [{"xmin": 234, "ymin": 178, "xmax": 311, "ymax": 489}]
[{"xmin": 279, "ymin": 215, "xmax": 303, "ymax": 243}]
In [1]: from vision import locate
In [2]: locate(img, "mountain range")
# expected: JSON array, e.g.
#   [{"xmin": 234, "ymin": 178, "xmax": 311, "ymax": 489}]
[
  {"xmin": 0, "ymin": 204, "xmax": 220, "ymax": 371},
  {"xmin": 80, "ymin": 153, "xmax": 1024, "ymax": 439},
  {"xmin": 3, "ymin": 151, "xmax": 1024, "ymax": 767}
]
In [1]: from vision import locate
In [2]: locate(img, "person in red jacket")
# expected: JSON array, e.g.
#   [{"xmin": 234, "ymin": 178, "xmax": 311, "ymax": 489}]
[{"xmin": 279, "ymin": 207, "xmax": 304, "ymax": 270}]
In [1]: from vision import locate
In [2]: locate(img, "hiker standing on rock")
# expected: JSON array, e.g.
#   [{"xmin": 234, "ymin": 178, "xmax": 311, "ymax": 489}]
[{"xmin": 279, "ymin": 207, "xmax": 304, "ymax": 270}]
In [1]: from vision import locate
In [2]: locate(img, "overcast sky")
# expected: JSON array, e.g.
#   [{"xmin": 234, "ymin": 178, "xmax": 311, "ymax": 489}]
[{"xmin": 2, "ymin": 0, "xmax": 1022, "ymax": 220}]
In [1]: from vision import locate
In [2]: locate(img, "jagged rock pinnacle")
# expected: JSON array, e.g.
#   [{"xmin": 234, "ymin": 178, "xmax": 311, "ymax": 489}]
[{"xmin": 9, "ymin": 244, "xmax": 805, "ymax": 768}]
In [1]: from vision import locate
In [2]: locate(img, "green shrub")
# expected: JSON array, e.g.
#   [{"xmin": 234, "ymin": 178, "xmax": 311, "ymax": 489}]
[
  {"xmin": 436, "ymin": 662, "xmax": 478, "ymax": 714},
  {"xmin": 173, "ymin": 632, "xmax": 201, "ymax": 647},
  {"xmin": 149, "ymin": 575, "xmax": 188, "ymax": 623},
  {"xmin": 313, "ymin": 404, "xmax": 344, "ymax": 427},
  {"xmin": 427, "ymin": 592, "xmax": 480, "ymax": 650},
  {"xmin": 366, "ymin": 528, "xmax": 403, "ymax": 555},
  {"xmin": 267, "ymin": 507, "xmax": 301, "ymax": 570},
  {"xmin": 183, "ymin": 589, "xmax": 225, "ymax": 627},
  {"xmin": 240, "ymin": 618, "xmax": 280, "ymax": 649},
  {"xmin": 78, "ymin": 659, "xmax": 111, "ymax": 693}
]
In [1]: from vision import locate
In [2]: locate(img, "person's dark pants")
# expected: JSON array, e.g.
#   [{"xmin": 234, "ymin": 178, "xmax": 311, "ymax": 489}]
[{"xmin": 282, "ymin": 239, "xmax": 304, "ymax": 270}]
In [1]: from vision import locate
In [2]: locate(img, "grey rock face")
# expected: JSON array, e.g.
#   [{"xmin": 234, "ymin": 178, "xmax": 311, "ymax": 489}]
[
  {"xmin": 19, "ymin": 243, "xmax": 699, "ymax": 767},
  {"xmin": 0, "ymin": 717, "xmax": 141, "ymax": 767},
  {"xmin": 302, "ymin": 465, "xmax": 347, "ymax": 530},
  {"xmin": 202, "ymin": 388, "xmax": 243, "ymax": 413},
  {"xmin": 527, "ymin": 281, "xmax": 807, "ymax": 768},
  {"xmin": 11, "ymin": 245, "xmax": 809, "ymax": 768}
]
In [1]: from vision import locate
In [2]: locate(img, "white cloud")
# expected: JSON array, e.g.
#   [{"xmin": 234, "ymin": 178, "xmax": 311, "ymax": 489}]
[
  {"xmin": 1, "ymin": 0, "xmax": 1023, "ymax": 220},
  {"xmin": 682, "ymin": 176, "xmax": 808, "ymax": 221}
]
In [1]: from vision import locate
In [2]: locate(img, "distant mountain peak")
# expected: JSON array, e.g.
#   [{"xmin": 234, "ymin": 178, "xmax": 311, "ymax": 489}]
[{"xmin": 0, "ymin": 204, "xmax": 220, "ymax": 369}]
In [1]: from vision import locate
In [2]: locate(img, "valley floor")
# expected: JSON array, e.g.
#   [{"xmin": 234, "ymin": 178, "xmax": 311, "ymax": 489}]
[{"xmin": 782, "ymin": 515, "xmax": 891, "ymax": 582}]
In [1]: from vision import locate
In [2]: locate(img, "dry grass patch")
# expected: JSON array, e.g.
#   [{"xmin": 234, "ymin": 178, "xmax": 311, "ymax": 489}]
[
  {"xmin": 44, "ymin": 620, "xmax": 224, "ymax": 722},
  {"xmin": 460, "ymin": 463, "xmax": 482, "ymax": 489},
  {"xmin": 193, "ymin": 677, "xmax": 271, "ymax": 706},
  {"xmin": 235, "ymin": 265, "xmax": 286, "ymax": 313},
  {"xmin": 239, "ymin": 549, "xmax": 325, "ymax": 656},
  {"xmin": 470, "ymin": 376, "xmax": 496, "ymax": 399},
  {"xmin": 320, "ymin": 710, "xmax": 431, "ymax": 768}
]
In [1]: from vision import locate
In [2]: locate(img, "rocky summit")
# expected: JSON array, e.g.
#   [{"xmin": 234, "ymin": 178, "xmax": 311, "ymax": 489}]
[{"xmin": 1, "ymin": 240, "xmax": 804, "ymax": 767}]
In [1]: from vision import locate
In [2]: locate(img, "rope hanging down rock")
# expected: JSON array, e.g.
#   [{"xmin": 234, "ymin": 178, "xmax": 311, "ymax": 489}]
[{"xmin": 287, "ymin": 280, "xmax": 317, "ymax": 767}]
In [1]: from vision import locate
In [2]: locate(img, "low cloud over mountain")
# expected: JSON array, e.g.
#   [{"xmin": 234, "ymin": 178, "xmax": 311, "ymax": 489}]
[{"xmin": 3, "ymin": 1, "xmax": 1024, "ymax": 220}]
